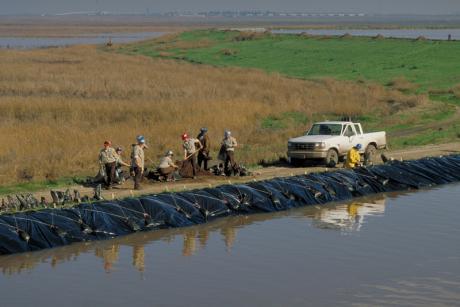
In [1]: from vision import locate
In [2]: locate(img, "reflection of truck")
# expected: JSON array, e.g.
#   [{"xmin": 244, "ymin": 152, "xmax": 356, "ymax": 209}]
[
  {"xmin": 310, "ymin": 198, "xmax": 387, "ymax": 232},
  {"xmin": 287, "ymin": 121, "xmax": 387, "ymax": 167}
]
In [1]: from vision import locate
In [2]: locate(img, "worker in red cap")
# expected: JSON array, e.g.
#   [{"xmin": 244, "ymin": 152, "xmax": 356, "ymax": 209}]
[
  {"xmin": 182, "ymin": 133, "xmax": 203, "ymax": 179},
  {"xmin": 99, "ymin": 140, "xmax": 119, "ymax": 189}
]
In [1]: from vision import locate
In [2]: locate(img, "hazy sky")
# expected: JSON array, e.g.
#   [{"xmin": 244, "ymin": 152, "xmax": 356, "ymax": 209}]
[{"xmin": 2, "ymin": 0, "xmax": 460, "ymax": 15}]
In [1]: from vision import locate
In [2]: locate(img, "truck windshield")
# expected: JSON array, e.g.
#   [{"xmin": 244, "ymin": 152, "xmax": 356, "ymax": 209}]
[{"xmin": 307, "ymin": 124, "xmax": 342, "ymax": 136}]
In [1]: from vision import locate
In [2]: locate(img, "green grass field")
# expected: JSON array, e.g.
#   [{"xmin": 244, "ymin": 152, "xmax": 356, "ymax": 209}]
[{"xmin": 121, "ymin": 30, "xmax": 460, "ymax": 92}]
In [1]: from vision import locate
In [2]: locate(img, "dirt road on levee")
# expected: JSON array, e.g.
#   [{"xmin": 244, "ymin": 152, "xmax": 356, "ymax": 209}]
[{"xmin": 32, "ymin": 142, "xmax": 460, "ymax": 203}]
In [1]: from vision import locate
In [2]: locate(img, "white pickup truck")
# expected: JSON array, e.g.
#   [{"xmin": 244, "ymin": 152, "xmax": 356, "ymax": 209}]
[{"xmin": 287, "ymin": 121, "xmax": 387, "ymax": 167}]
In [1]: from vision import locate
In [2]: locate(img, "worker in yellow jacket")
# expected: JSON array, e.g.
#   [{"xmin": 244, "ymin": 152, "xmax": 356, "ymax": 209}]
[{"xmin": 344, "ymin": 144, "xmax": 362, "ymax": 169}]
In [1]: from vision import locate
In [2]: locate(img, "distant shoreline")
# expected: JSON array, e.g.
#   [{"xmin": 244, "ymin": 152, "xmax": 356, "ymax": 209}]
[{"xmin": 1, "ymin": 14, "xmax": 460, "ymax": 37}]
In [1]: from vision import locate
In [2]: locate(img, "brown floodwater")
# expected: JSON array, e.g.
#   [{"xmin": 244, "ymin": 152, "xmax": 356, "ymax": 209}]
[{"xmin": 0, "ymin": 184, "xmax": 459, "ymax": 306}]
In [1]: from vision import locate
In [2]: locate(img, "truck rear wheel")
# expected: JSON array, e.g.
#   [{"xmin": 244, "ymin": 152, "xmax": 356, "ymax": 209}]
[
  {"xmin": 325, "ymin": 149, "xmax": 338, "ymax": 168},
  {"xmin": 364, "ymin": 144, "xmax": 377, "ymax": 165}
]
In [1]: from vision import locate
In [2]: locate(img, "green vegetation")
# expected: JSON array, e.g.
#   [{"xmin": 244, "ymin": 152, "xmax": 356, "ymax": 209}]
[
  {"xmin": 391, "ymin": 124, "xmax": 460, "ymax": 148},
  {"xmin": 121, "ymin": 30, "xmax": 460, "ymax": 91},
  {"xmin": 0, "ymin": 178, "xmax": 79, "ymax": 196}
]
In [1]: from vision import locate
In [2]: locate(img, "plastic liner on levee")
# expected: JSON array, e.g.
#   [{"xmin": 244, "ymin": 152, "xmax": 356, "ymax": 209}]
[{"xmin": 1, "ymin": 155, "xmax": 460, "ymax": 255}]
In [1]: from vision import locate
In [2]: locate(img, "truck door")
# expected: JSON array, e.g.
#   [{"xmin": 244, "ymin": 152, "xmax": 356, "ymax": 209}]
[
  {"xmin": 354, "ymin": 123, "xmax": 366, "ymax": 146},
  {"xmin": 342, "ymin": 124, "xmax": 357, "ymax": 152}
]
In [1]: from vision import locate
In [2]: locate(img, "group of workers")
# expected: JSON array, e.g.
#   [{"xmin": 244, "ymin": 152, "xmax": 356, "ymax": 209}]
[
  {"xmin": 99, "ymin": 127, "xmax": 365, "ymax": 190},
  {"xmin": 98, "ymin": 128, "xmax": 238, "ymax": 190}
]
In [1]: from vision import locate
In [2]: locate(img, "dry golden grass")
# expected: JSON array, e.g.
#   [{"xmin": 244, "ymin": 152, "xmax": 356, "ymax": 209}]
[
  {"xmin": 387, "ymin": 76, "xmax": 419, "ymax": 92},
  {"xmin": 0, "ymin": 45, "xmax": 420, "ymax": 184},
  {"xmin": 452, "ymin": 84, "xmax": 460, "ymax": 98}
]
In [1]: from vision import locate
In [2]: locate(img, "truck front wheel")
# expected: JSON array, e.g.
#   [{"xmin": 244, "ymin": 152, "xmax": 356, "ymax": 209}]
[{"xmin": 325, "ymin": 149, "xmax": 339, "ymax": 167}]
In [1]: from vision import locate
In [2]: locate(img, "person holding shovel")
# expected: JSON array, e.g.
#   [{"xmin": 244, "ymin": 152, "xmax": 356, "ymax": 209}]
[{"xmin": 182, "ymin": 133, "xmax": 203, "ymax": 179}]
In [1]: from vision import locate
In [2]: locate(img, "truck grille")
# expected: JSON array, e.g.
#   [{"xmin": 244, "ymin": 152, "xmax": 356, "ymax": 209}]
[{"xmin": 291, "ymin": 143, "xmax": 315, "ymax": 150}]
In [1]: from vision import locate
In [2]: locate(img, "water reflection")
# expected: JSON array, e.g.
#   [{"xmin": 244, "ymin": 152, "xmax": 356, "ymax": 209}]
[
  {"xmin": 305, "ymin": 199, "xmax": 386, "ymax": 232},
  {"xmin": 0, "ymin": 195, "xmax": 386, "ymax": 276}
]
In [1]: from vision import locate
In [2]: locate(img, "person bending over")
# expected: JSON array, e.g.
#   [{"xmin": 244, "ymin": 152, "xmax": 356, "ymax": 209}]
[{"xmin": 158, "ymin": 150, "xmax": 179, "ymax": 181}]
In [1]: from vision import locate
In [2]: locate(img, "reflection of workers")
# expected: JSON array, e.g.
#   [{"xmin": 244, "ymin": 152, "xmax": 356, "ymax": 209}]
[
  {"xmin": 221, "ymin": 130, "xmax": 238, "ymax": 175},
  {"xmin": 132, "ymin": 245, "xmax": 145, "ymax": 272},
  {"xmin": 344, "ymin": 144, "xmax": 362, "ymax": 169},
  {"xmin": 131, "ymin": 135, "xmax": 148, "ymax": 190},
  {"xmin": 182, "ymin": 229, "xmax": 197, "ymax": 256},
  {"xmin": 95, "ymin": 244, "xmax": 120, "ymax": 273},
  {"xmin": 158, "ymin": 150, "xmax": 179, "ymax": 181},
  {"xmin": 99, "ymin": 140, "xmax": 118, "ymax": 190},
  {"xmin": 198, "ymin": 228, "xmax": 209, "ymax": 248},
  {"xmin": 197, "ymin": 127, "xmax": 211, "ymax": 171},
  {"xmin": 221, "ymin": 227, "xmax": 237, "ymax": 252},
  {"xmin": 182, "ymin": 133, "xmax": 203, "ymax": 179}
]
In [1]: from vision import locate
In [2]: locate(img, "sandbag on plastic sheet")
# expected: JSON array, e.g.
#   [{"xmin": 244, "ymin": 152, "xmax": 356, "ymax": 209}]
[
  {"xmin": 78, "ymin": 201, "xmax": 142, "ymax": 238},
  {"xmin": 390, "ymin": 162, "xmax": 439, "ymax": 188},
  {"xmin": 367, "ymin": 162, "xmax": 421, "ymax": 189},
  {"xmin": 216, "ymin": 184, "xmax": 275, "ymax": 213},
  {"xmin": 56, "ymin": 208, "xmax": 95, "ymax": 237},
  {"xmin": 422, "ymin": 156, "xmax": 460, "ymax": 181},
  {"xmin": 270, "ymin": 177, "xmax": 323, "ymax": 206},
  {"xmin": 397, "ymin": 160, "xmax": 450, "ymax": 185},
  {"xmin": 445, "ymin": 155, "xmax": 460, "ymax": 172},
  {"xmin": 352, "ymin": 167, "xmax": 392, "ymax": 193},
  {"xmin": 178, "ymin": 190, "xmax": 232, "ymax": 220},
  {"xmin": 246, "ymin": 181, "xmax": 295, "ymax": 211},
  {"xmin": 32, "ymin": 209, "xmax": 89, "ymax": 243},
  {"xmin": 0, "ymin": 217, "xmax": 30, "ymax": 254},
  {"xmin": 419, "ymin": 162, "xmax": 457, "ymax": 183},
  {"xmin": 318, "ymin": 170, "xmax": 371, "ymax": 197},
  {"xmin": 1, "ymin": 154, "xmax": 460, "ymax": 256},
  {"xmin": 155, "ymin": 194, "xmax": 205, "ymax": 224},
  {"xmin": 302, "ymin": 173, "xmax": 354, "ymax": 201},
  {"xmin": 199, "ymin": 187, "xmax": 242, "ymax": 213},
  {"xmin": 0, "ymin": 213, "xmax": 65, "ymax": 251},
  {"xmin": 138, "ymin": 196, "xmax": 194, "ymax": 228}
]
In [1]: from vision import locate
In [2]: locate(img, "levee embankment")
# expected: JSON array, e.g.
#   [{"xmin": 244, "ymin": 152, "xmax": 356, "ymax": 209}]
[{"xmin": 1, "ymin": 155, "xmax": 460, "ymax": 255}]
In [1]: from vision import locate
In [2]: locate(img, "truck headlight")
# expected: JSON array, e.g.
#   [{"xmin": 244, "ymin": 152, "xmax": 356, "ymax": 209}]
[
  {"xmin": 288, "ymin": 142, "xmax": 293, "ymax": 149},
  {"xmin": 315, "ymin": 142, "xmax": 326, "ymax": 149}
]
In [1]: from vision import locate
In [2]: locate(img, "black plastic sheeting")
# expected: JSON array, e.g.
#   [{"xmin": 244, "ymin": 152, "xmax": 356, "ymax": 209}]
[{"xmin": 1, "ymin": 155, "xmax": 460, "ymax": 255}]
